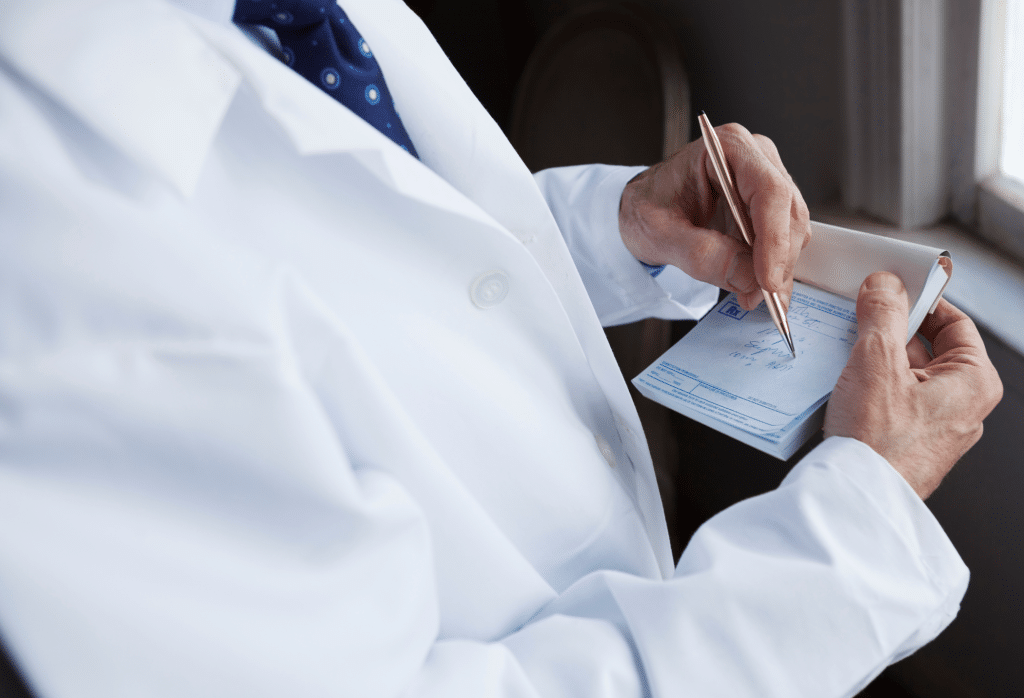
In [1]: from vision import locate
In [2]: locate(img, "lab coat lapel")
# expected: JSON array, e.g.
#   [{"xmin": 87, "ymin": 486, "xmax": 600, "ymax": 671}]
[
  {"xmin": 341, "ymin": 1, "xmax": 554, "ymax": 238},
  {"xmin": 180, "ymin": 14, "xmax": 508, "ymax": 238},
  {"xmin": 1, "ymin": 0, "xmax": 675, "ymax": 576},
  {"xmin": 342, "ymin": 0, "xmax": 641, "ymax": 390},
  {"xmin": 0, "ymin": 0, "xmax": 240, "ymax": 197},
  {"xmin": 343, "ymin": 1, "xmax": 675, "ymax": 576},
  {"xmin": 203, "ymin": 1, "xmax": 653, "ymax": 443}
]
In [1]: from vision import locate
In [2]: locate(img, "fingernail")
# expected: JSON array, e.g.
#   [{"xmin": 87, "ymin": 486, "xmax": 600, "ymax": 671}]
[{"xmin": 865, "ymin": 272, "xmax": 903, "ymax": 293}]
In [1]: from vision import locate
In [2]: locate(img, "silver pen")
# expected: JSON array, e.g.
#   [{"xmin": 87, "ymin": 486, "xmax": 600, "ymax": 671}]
[{"xmin": 698, "ymin": 111, "xmax": 796, "ymax": 358}]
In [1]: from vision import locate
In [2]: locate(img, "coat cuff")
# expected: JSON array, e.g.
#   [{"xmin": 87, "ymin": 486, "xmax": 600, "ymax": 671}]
[
  {"xmin": 787, "ymin": 436, "xmax": 969, "ymax": 657},
  {"xmin": 533, "ymin": 164, "xmax": 718, "ymax": 327}
]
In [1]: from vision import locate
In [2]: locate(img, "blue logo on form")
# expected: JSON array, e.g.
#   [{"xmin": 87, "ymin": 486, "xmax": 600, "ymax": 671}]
[{"xmin": 717, "ymin": 301, "xmax": 749, "ymax": 320}]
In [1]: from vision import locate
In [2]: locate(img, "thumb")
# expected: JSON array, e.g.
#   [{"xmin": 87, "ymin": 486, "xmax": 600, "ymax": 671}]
[{"xmin": 851, "ymin": 272, "xmax": 911, "ymax": 366}]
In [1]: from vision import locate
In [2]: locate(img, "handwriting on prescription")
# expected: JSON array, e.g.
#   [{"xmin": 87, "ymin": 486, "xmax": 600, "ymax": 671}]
[
  {"xmin": 723, "ymin": 297, "xmax": 860, "ymax": 368},
  {"xmin": 788, "ymin": 303, "xmax": 859, "ymax": 344},
  {"xmin": 728, "ymin": 350, "xmax": 795, "ymax": 370},
  {"xmin": 728, "ymin": 328, "xmax": 801, "ymax": 367}
]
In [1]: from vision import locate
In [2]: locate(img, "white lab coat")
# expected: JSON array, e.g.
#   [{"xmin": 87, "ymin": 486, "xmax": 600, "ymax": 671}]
[{"xmin": 0, "ymin": 1, "xmax": 967, "ymax": 696}]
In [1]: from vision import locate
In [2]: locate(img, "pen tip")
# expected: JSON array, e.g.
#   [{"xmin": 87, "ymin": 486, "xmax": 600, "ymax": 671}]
[
  {"xmin": 781, "ymin": 331, "xmax": 795, "ymax": 358},
  {"xmin": 700, "ymin": 109, "xmax": 707, "ymax": 116}
]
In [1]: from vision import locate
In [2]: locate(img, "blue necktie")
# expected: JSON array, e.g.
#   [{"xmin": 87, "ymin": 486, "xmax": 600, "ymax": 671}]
[{"xmin": 233, "ymin": 0, "xmax": 419, "ymax": 157}]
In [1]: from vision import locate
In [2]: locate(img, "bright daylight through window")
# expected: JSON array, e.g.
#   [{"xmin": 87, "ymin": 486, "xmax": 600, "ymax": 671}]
[{"xmin": 1002, "ymin": 1, "xmax": 1024, "ymax": 183}]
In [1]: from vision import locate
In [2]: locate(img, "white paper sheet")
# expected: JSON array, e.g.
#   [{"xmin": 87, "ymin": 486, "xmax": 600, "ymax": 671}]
[
  {"xmin": 795, "ymin": 222, "xmax": 950, "ymax": 313},
  {"xmin": 633, "ymin": 222, "xmax": 952, "ymax": 459},
  {"xmin": 633, "ymin": 283, "xmax": 857, "ymax": 451}
]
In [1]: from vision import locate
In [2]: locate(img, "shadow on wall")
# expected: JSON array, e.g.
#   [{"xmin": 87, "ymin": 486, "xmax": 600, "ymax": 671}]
[{"xmin": 408, "ymin": 0, "xmax": 844, "ymax": 207}]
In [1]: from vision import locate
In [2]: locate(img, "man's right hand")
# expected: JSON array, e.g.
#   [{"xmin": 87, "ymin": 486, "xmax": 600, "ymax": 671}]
[{"xmin": 824, "ymin": 271, "xmax": 1003, "ymax": 499}]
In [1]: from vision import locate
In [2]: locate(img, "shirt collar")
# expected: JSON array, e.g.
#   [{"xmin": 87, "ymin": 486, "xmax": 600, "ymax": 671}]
[{"xmin": 0, "ymin": 0, "xmax": 242, "ymax": 196}]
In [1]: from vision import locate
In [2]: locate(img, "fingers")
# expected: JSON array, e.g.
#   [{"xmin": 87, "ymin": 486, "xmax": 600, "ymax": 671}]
[
  {"xmin": 906, "ymin": 335, "xmax": 932, "ymax": 368},
  {"xmin": 826, "ymin": 277, "xmax": 1000, "ymax": 500},
  {"xmin": 623, "ymin": 126, "xmax": 810, "ymax": 308},
  {"xmin": 661, "ymin": 221, "xmax": 759, "ymax": 299},
  {"xmin": 736, "ymin": 287, "xmax": 763, "ymax": 311},
  {"xmin": 918, "ymin": 298, "xmax": 1003, "ymax": 410},
  {"xmin": 751, "ymin": 134, "xmax": 790, "ymax": 179},
  {"xmin": 707, "ymin": 125, "xmax": 810, "ymax": 300},
  {"xmin": 919, "ymin": 298, "xmax": 989, "ymax": 358},
  {"xmin": 857, "ymin": 272, "xmax": 909, "ymax": 334},
  {"xmin": 751, "ymin": 134, "xmax": 813, "ymax": 294},
  {"xmin": 709, "ymin": 125, "xmax": 789, "ymax": 292},
  {"xmin": 853, "ymin": 272, "xmax": 911, "ymax": 367}
]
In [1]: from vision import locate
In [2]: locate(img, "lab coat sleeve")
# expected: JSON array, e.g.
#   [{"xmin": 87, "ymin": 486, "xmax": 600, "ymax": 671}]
[
  {"xmin": 526, "ymin": 436, "xmax": 968, "ymax": 698},
  {"xmin": 407, "ymin": 437, "xmax": 969, "ymax": 698},
  {"xmin": 533, "ymin": 164, "xmax": 719, "ymax": 327}
]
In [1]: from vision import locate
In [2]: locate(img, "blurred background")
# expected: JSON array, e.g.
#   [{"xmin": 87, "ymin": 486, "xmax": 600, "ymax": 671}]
[{"xmin": 403, "ymin": 1, "xmax": 1024, "ymax": 697}]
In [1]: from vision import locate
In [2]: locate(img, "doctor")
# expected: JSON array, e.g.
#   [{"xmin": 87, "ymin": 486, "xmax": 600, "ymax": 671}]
[{"xmin": 0, "ymin": 1, "xmax": 1001, "ymax": 698}]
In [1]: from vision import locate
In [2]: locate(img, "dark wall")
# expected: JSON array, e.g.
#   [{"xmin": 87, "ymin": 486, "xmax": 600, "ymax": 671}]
[
  {"xmin": 410, "ymin": 0, "xmax": 844, "ymax": 205},
  {"xmin": 405, "ymin": 0, "xmax": 539, "ymax": 140}
]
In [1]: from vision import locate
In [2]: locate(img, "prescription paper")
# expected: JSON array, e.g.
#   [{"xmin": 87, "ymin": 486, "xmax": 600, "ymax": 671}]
[{"xmin": 633, "ymin": 282, "xmax": 858, "ymax": 457}]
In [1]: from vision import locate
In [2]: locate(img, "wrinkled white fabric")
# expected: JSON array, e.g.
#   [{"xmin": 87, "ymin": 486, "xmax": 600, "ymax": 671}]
[
  {"xmin": 533, "ymin": 164, "xmax": 719, "ymax": 326},
  {"xmin": 0, "ymin": 1, "xmax": 967, "ymax": 697}
]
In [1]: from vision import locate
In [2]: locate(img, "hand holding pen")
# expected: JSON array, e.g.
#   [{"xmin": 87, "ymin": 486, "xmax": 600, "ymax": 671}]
[
  {"xmin": 618, "ymin": 116, "xmax": 811, "ymax": 354},
  {"xmin": 698, "ymin": 112, "xmax": 795, "ymax": 356}
]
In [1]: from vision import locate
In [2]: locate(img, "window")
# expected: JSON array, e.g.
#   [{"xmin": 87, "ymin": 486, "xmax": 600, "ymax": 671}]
[
  {"xmin": 999, "ymin": 1, "xmax": 1023, "ymax": 184},
  {"xmin": 831, "ymin": 0, "xmax": 1024, "ymax": 361},
  {"xmin": 976, "ymin": 0, "xmax": 1024, "ymax": 262},
  {"xmin": 841, "ymin": 1, "xmax": 1024, "ymax": 260}
]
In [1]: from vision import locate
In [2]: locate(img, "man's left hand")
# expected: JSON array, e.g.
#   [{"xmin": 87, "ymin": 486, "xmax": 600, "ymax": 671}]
[{"xmin": 618, "ymin": 123, "xmax": 811, "ymax": 311}]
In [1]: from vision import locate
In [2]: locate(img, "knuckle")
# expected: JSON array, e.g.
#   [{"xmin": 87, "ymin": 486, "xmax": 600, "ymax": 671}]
[
  {"xmin": 767, "ymin": 166, "xmax": 792, "ymax": 192},
  {"xmin": 719, "ymin": 122, "xmax": 746, "ymax": 138},
  {"xmin": 686, "ymin": 235, "xmax": 724, "ymax": 271},
  {"xmin": 853, "ymin": 331, "xmax": 897, "ymax": 371},
  {"xmin": 794, "ymin": 195, "xmax": 810, "ymax": 224},
  {"xmin": 801, "ymin": 223, "xmax": 813, "ymax": 249},
  {"xmin": 861, "ymin": 290, "xmax": 904, "ymax": 314},
  {"xmin": 962, "ymin": 424, "xmax": 984, "ymax": 455},
  {"xmin": 858, "ymin": 327, "xmax": 897, "ymax": 355},
  {"xmin": 986, "ymin": 371, "xmax": 1005, "ymax": 407},
  {"xmin": 641, "ymin": 218, "xmax": 671, "ymax": 250},
  {"xmin": 755, "ymin": 176, "xmax": 790, "ymax": 205},
  {"xmin": 857, "ymin": 331, "xmax": 908, "ymax": 376},
  {"xmin": 752, "ymin": 133, "xmax": 776, "ymax": 150}
]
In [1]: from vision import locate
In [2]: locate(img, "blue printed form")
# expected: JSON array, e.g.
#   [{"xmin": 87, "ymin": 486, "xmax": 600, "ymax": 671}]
[{"xmin": 633, "ymin": 282, "xmax": 859, "ymax": 459}]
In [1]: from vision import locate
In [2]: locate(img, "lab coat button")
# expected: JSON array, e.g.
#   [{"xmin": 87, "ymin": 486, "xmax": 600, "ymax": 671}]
[
  {"xmin": 470, "ymin": 270, "xmax": 509, "ymax": 308},
  {"xmin": 595, "ymin": 434, "xmax": 616, "ymax": 469}
]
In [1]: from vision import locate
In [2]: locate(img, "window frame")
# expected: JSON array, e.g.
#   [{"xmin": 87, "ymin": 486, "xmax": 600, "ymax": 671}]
[
  {"xmin": 975, "ymin": 0, "xmax": 1024, "ymax": 262},
  {"xmin": 840, "ymin": 0, "xmax": 1024, "ymax": 263}
]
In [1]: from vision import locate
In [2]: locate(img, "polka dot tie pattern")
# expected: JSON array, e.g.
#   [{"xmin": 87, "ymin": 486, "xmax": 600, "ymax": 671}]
[{"xmin": 233, "ymin": 0, "xmax": 419, "ymax": 157}]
